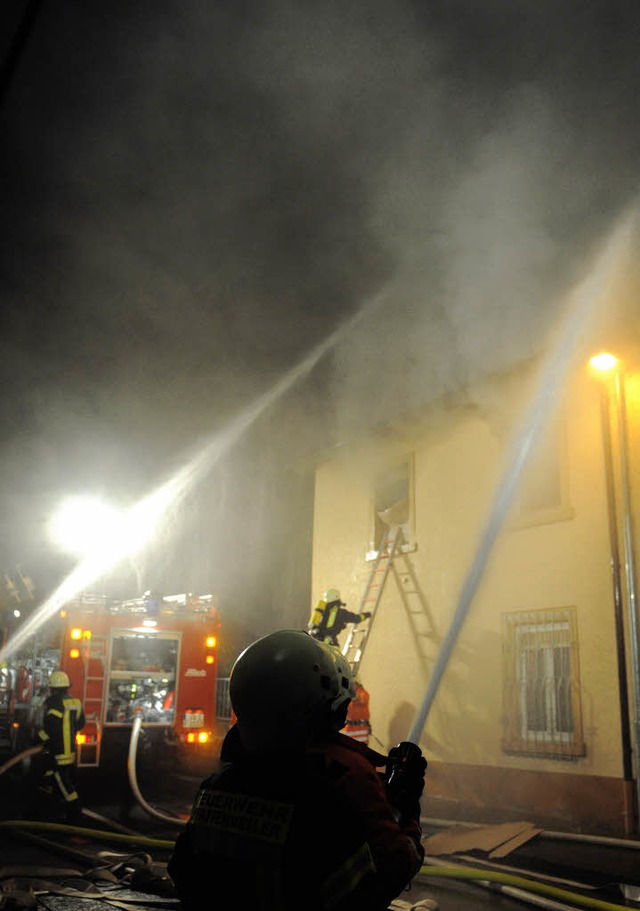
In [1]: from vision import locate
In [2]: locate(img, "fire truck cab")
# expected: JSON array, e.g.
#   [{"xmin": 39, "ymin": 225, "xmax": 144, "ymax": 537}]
[{"xmin": 2, "ymin": 592, "xmax": 222, "ymax": 774}]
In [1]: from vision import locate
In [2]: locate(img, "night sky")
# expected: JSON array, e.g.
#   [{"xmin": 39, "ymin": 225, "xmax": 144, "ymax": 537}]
[{"xmin": 1, "ymin": 0, "xmax": 640, "ymax": 642}]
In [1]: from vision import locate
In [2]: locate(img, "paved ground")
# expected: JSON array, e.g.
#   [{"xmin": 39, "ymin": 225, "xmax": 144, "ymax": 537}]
[
  {"xmin": 3, "ymin": 761, "xmax": 640, "ymax": 910},
  {"xmin": 2, "ymin": 811, "xmax": 640, "ymax": 911}
]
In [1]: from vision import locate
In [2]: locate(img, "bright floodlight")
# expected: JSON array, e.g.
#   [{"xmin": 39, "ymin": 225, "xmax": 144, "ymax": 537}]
[
  {"xmin": 589, "ymin": 352, "xmax": 619, "ymax": 372},
  {"xmin": 48, "ymin": 496, "xmax": 123, "ymax": 557}
]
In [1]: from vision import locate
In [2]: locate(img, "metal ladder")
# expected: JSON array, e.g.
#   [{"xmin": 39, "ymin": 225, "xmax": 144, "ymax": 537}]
[
  {"xmin": 77, "ymin": 635, "xmax": 106, "ymax": 768},
  {"xmin": 341, "ymin": 526, "xmax": 402, "ymax": 676},
  {"xmin": 389, "ymin": 548, "xmax": 439, "ymax": 670}
]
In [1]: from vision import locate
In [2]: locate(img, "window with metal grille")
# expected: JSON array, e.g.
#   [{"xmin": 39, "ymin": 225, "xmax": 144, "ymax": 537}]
[{"xmin": 502, "ymin": 608, "xmax": 585, "ymax": 758}]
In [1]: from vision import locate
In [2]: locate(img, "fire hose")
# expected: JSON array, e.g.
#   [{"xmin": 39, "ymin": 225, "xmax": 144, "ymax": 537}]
[
  {"xmin": 418, "ymin": 863, "xmax": 633, "ymax": 911},
  {"xmin": 127, "ymin": 714, "xmax": 187, "ymax": 827}
]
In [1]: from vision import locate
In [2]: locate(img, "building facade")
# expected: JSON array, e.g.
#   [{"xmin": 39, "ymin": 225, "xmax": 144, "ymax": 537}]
[{"xmin": 311, "ymin": 357, "xmax": 640, "ymax": 835}]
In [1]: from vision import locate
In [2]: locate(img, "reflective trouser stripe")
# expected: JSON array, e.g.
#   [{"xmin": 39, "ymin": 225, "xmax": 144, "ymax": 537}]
[
  {"xmin": 43, "ymin": 769, "xmax": 78, "ymax": 803},
  {"xmin": 321, "ymin": 841, "xmax": 376, "ymax": 909}
]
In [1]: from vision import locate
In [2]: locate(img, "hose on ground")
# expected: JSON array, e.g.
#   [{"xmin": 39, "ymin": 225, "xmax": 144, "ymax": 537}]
[
  {"xmin": 421, "ymin": 850, "xmax": 600, "ymax": 893},
  {"xmin": 0, "ymin": 819, "xmax": 175, "ymax": 851},
  {"xmin": 79, "ymin": 807, "xmax": 142, "ymax": 836},
  {"xmin": 418, "ymin": 864, "xmax": 631, "ymax": 911}
]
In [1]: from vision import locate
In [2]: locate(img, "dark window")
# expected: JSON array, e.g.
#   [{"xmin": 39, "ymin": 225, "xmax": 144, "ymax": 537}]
[{"xmin": 371, "ymin": 458, "xmax": 413, "ymax": 555}]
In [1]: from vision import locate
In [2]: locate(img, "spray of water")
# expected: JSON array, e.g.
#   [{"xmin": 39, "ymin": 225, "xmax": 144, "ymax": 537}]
[
  {"xmin": 407, "ymin": 211, "xmax": 637, "ymax": 745},
  {"xmin": 0, "ymin": 293, "xmax": 385, "ymax": 665}
]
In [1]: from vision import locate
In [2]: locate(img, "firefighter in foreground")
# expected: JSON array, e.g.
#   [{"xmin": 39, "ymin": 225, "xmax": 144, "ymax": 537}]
[
  {"xmin": 308, "ymin": 587, "xmax": 371, "ymax": 647},
  {"xmin": 168, "ymin": 630, "xmax": 429, "ymax": 911},
  {"xmin": 33, "ymin": 670, "xmax": 85, "ymax": 822}
]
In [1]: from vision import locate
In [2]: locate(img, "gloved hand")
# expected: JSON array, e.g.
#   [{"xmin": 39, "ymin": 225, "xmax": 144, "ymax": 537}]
[
  {"xmin": 361, "ymin": 612, "xmax": 372, "ymax": 620},
  {"xmin": 385, "ymin": 741, "xmax": 427, "ymax": 821}
]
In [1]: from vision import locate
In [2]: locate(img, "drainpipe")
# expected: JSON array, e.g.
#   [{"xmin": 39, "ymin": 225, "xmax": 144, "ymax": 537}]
[
  {"xmin": 599, "ymin": 383, "xmax": 636, "ymax": 832},
  {"xmin": 612, "ymin": 367, "xmax": 640, "ymax": 831}
]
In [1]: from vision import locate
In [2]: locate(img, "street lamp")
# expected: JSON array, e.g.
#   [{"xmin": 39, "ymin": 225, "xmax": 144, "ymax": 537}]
[{"xmin": 590, "ymin": 352, "xmax": 640, "ymax": 832}]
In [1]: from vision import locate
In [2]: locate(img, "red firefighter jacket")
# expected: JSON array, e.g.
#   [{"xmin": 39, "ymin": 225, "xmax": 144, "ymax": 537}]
[{"xmin": 168, "ymin": 725, "xmax": 424, "ymax": 911}]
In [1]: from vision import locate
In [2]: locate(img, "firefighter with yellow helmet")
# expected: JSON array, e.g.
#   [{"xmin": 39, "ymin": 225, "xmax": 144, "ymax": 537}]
[
  {"xmin": 168, "ymin": 629, "xmax": 428, "ymax": 911},
  {"xmin": 33, "ymin": 669, "xmax": 85, "ymax": 822},
  {"xmin": 308, "ymin": 587, "xmax": 371, "ymax": 647}
]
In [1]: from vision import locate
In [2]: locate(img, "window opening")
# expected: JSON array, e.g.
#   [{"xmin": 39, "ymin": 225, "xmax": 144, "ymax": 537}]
[
  {"xmin": 369, "ymin": 458, "xmax": 414, "ymax": 558},
  {"xmin": 512, "ymin": 419, "xmax": 573, "ymax": 527}
]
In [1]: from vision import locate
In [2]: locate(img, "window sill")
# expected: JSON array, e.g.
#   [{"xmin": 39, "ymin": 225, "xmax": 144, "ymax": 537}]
[
  {"xmin": 508, "ymin": 504, "xmax": 575, "ymax": 531},
  {"xmin": 502, "ymin": 739, "xmax": 586, "ymax": 760}
]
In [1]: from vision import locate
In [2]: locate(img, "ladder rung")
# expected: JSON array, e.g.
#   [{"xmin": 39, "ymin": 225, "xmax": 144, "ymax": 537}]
[{"xmin": 343, "ymin": 526, "xmax": 403, "ymax": 670}]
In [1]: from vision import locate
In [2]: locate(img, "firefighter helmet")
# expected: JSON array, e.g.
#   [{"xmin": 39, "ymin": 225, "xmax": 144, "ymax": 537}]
[
  {"xmin": 323, "ymin": 587, "xmax": 341, "ymax": 603},
  {"xmin": 230, "ymin": 629, "xmax": 353, "ymax": 753},
  {"xmin": 49, "ymin": 670, "xmax": 70, "ymax": 688},
  {"xmin": 316, "ymin": 640, "xmax": 356, "ymax": 706}
]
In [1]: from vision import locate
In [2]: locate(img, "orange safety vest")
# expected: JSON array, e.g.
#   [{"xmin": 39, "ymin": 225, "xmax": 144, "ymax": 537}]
[{"xmin": 343, "ymin": 684, "xmax": 371, "ymax": 744}]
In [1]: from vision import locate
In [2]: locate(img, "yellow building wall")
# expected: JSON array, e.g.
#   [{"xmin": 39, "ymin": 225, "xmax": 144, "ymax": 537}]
[{"xmin": 312, "ymin": 365, "xmax": 629, "ymax": 804}]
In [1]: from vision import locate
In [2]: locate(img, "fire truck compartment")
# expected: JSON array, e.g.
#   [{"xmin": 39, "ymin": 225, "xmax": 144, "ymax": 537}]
[{"xmin": 107, "ymin": 630, "xmax": 178, "ymax": 725}]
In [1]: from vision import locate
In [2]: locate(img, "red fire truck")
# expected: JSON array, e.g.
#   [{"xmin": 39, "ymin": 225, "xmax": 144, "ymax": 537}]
[{"xmin": 0, "ymin": 592, "xmax": 223, "ymax": 774}]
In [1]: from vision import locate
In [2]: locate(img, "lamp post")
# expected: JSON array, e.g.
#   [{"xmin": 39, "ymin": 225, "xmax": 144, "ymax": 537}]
[{"xmin": 590, "ymin": 353, "xmax": 640, "ymax": 831}]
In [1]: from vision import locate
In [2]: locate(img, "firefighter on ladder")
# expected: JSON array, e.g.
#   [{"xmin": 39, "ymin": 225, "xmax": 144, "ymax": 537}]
[
  {"xmin": 308, "ymin": 587, "xmax": 371, "ymax": 647},
  {"xmin": 32, "ymin": 670, "xmax": 85, "ymax": 822},
  {"xmin": 342, "ymin": 677, "xmax": 371, "ymax": 745}
]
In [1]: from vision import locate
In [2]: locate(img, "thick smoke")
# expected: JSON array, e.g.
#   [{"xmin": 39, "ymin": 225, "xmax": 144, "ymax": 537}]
[{"xmin": 1, "ymin": 0, "xmax": 639, "ymax": 622}]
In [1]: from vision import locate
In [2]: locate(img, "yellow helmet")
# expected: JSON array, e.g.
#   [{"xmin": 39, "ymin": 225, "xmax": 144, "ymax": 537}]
[
  {"xmin": 49, "ymin": 670, "xmax": 70, "ymax": 688},
  {"xmin": 323, "ymin": 588, "xmax": 341, "ymax": 603}
]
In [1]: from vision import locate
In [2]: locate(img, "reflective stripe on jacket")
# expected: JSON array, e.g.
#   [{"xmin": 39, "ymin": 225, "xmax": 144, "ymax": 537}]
[
  {"xmin": 343, "ymin": 722, "xmax": 371, "ymax": 744},
  {"xmin": 38, "ymin": 693, "xmax": 85, "ymax": 766}
]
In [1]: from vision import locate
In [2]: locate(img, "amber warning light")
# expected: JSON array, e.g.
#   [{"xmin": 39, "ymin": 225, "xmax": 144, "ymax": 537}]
[{"xmin": 185, "ymin": 731, "xmax": 210, "ymax": 744}]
